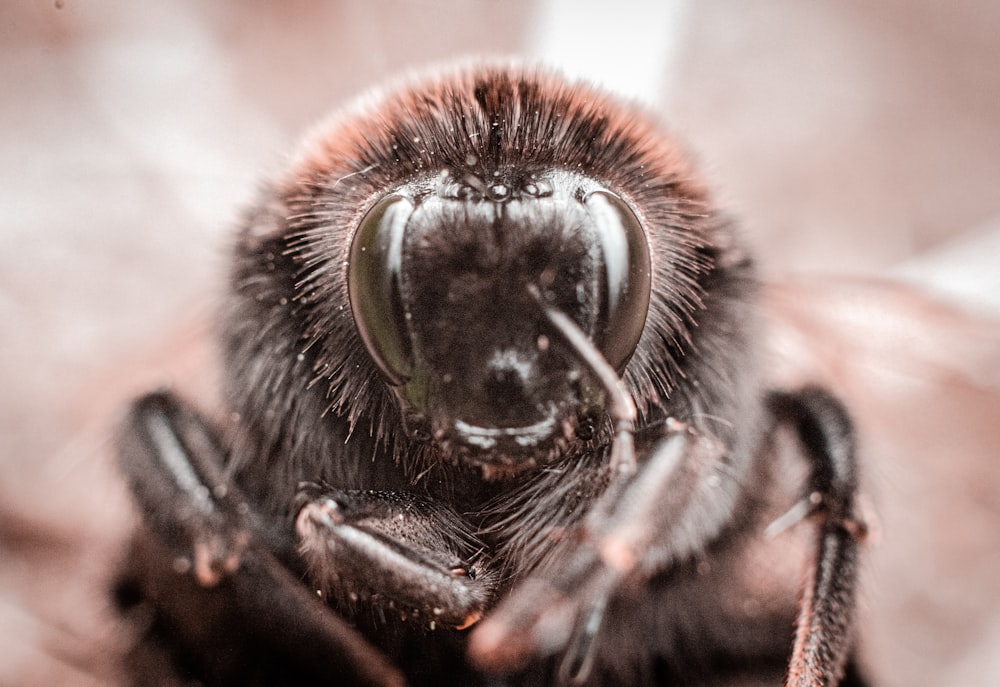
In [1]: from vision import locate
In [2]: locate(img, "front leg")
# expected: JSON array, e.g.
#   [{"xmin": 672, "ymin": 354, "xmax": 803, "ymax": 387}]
[
  {"xmin": 118, "ymin": 392, "xmax": 405, "ymax": 686},
  {"xmin": 470, "ymin": 388, "xmax": 868, "ymax": 687},
  {"xmin": 767, "ymin": 388, "xmax": 868, "ymax": 687},
  {"xmin": 295, "ymin": 485, "xmax": 497, "ymax": 630},
  {"xmin": 468, "ymin": 421, "xmax": 730, "ymax": 680}
]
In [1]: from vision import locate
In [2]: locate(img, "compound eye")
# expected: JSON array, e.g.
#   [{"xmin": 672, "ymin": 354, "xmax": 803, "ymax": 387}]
[
  {"xmin": 584, "ymin": 190, "xmax": 652, "ymax": 371},
  {"xmin": 348, "ymin": 194, "xmax": 415, "ymax": 386}
]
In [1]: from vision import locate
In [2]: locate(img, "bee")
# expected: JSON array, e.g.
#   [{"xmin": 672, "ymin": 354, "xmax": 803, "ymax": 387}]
[{"xmin": 115, "ymin": 63, "xmax": 869, "ymax": 686}]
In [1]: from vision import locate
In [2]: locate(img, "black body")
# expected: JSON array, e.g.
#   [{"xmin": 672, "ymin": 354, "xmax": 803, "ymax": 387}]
[{"xmin": 115, "ymin": 64, "xmax": 869, "ymax": 686}]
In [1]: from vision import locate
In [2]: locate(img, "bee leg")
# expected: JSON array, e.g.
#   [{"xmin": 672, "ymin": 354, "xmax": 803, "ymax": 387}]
[
  {"xmin": 295, "ymin": 485, "xmax": 497, "ymax": 630},
  {"xmin": 469, "ymin": 422, "xmax": 728, "ymax": 677},
  {"xmin": 473, "ymin": 389, "xmax": 870, "ymax": 687},
  {"xmin": 117, "ymin": 391, "xmax": 404, "ymax": 687},
  {"xmin": 767, "ymin": 388, "xmax": 869, "ymax": 687},
  {"xmin": 118, "ymin": 391, "xmax": 252, "ymax": 586}
]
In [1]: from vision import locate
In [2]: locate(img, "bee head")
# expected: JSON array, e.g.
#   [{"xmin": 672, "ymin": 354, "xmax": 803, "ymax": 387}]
[{"xmin": 348, "ymin": 169, "xmax": 650, "ymax": 471}]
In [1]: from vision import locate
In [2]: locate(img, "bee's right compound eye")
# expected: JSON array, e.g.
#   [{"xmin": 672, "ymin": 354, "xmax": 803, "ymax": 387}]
[
  {"xmin": 348, "ymin": 194, "xmax": 415, "ymax": 386},
  {"xmin": 584, "ymin": 190, "xmax": 651, "ymax": 372}
]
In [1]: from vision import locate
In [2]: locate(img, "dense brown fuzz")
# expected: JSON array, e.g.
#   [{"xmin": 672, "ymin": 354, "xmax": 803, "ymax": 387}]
[{"xmin": 286, "ymin": 64, "xmax": 707, "ymax": 201}]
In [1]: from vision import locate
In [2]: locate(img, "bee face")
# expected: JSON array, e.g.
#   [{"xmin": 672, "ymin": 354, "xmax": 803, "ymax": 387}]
[{"xmin": 348, "ymin": 169, "xmax": 650, "ymax": 469}]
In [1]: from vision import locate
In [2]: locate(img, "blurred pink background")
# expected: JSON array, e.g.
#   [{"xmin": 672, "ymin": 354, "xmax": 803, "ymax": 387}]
[{"xmin": 1, "ymin": 2, "xmax": 998, "ymax": 686}]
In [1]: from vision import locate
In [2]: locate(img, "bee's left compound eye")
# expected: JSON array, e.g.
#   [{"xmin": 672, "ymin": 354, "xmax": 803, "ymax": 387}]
[
  {"xmin": 584, "ymin": 190, "xmax": 652, "ymax": 372},
  {"xmin": 348, "ymin": 194, "xmax": 415, "ymax": 386}
]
